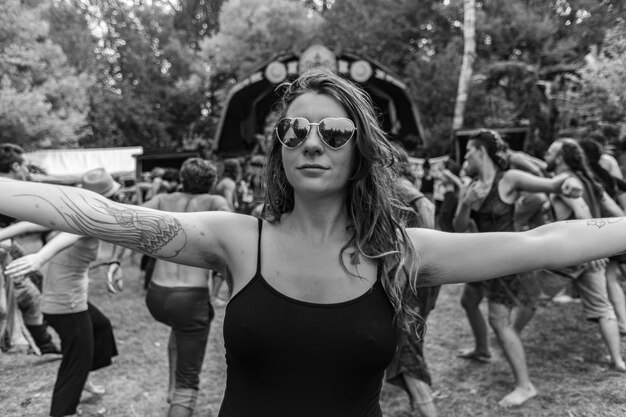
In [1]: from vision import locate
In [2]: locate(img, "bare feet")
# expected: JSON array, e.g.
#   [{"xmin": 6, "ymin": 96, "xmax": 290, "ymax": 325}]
[
  {"xmin": 457, "ymin": 348, "xmax": 491, "ymax": 363},
  {"xmin": 83, "ymin": 380, "xmax": 106, "ymax": 396},
  {"xmin": 610, "ymin": 361, "xmax": 626, "ymax": 372},
  {"xmin": 498, "ymin": 384, "xmax": 537, "ymax": 407}
]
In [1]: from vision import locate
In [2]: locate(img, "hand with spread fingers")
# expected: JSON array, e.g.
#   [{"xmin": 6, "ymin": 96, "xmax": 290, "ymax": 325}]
[{"xmin": 5, "ymin": 253, "xmax": 44, "ymax": 279}]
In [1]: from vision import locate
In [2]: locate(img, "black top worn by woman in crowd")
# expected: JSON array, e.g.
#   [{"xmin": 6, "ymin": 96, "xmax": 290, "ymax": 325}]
[{"xmin": 2, "ymin": 70, "xmax": 626, "ymax": 416}]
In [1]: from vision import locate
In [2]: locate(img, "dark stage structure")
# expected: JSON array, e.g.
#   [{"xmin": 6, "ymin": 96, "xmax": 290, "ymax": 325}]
[{"xmin": 213, "ymin": 44, "xmax": 426, "ymax": 156}]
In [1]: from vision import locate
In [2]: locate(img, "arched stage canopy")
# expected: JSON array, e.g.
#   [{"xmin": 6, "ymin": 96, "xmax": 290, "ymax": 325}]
[{"xmin": 213, "ymin": 44, "xmax": 426, "ymax": 155}]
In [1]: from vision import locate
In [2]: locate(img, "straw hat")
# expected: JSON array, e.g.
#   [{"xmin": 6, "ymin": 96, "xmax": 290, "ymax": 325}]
[{"xmin": 81, "ymin": 168, "xmax": 122, "ymax": 198}]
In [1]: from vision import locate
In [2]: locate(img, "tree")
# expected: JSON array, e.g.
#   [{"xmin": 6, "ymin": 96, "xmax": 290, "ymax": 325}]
[
  {"xmin": 173, "ymin": 0, "xmax": 226, "ymax": 49},
  {"xmin": 199, "ymin": 0, "xmax": 323, "ymax": 80},
  {"xmin": 198, "ymin": 0, "xmax": 324, "ymax": 138},
  {"xmin": 458, "ymin": 0, "xmax": 625, "ymax": 155},
  {"xmin": 318, "ymin": 0, "xmax": 462, "ymax": 78},
  {"xmin": 0, "ymin": 0, "xmax": 91, "ymax": 149},
  {"xmin": 569, "ymin": 19, "xmax": 626, "ymax": 142},
  {"xmin": 451, "ymin": 0, "xmax": 476, "ymax": 133},
  {"xmin": 79, "ymin": 0, "xmax": 212, "ymax": 151}
]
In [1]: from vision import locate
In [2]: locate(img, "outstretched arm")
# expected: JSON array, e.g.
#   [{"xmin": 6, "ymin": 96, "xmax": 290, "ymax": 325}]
[
  {"xmin": 508, "ymin": 150, "xmax": 547, "ymax": 177},
  {"xmin": 0, "ymin": 178, "xmax": 230, "ymax": 269},
  {"xmin": 4, "ymin": 232, "xmax": 81, "ymax": 278},
  {"xmin": 411, "ymin": 217, "xmax": 626, "ymax": 286},
  {"xmin": 504, "ymin": 169, "xmax": 581, "ymax": 197},
  {"xmin": 0, "ymin": 221, "xmax": 51, "ymax": 242}
]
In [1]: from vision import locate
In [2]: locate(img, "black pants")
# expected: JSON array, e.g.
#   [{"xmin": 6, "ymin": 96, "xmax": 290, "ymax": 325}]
[
  {"xmin": 141, "ymin": 255, "xmax": 157, "ymax": 289},
  {"xmin": 145, "ymin": 282, "xmax": 213, "ymax": 391},
  {"xmin": 45, "ymin": 302, "xmax": 118, "ymax": 417}
]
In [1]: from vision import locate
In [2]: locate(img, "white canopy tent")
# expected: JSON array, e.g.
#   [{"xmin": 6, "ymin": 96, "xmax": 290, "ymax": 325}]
[{"xmin": 24, "ymin": 147, "xmax": 143, "ymax": 177}]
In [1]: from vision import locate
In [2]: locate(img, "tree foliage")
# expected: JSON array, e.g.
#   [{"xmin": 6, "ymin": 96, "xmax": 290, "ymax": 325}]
[
  {"xmin": 173, "ymin": 0, "xmax": 226, "ymax": 49},
  {"xmin": 445, "ymin": 0, "xmax": 624, "ymax": 155},
  {"xmin": 1, "ymin": 0, "xmax": 624, "ymax": 155},
  {"xmin": 569, "ymin": 19, "xmax": 626, "ymax": 142},
  {"xmin": 77, "ymin": 0, "xmax": 213, "ymax": 151},
  {"xmin": 199, "ymin": 0, "xmax": 323, "ymax": 80},
  {"xmin": 0, "ymin": 0, "xmax": 91, "ymax": 149}
]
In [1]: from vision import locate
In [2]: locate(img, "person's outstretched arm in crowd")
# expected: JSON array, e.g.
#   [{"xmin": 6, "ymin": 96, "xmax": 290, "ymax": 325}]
[
  {"xmin": 3, "ymin": 231, "xmax": 81, "ymax": 279},
  {"xmin": 0, "ymin": 221, "xmax": 51, "ymax": 243},
  {"xmin": 507, "ymin": 150, "xmax": 547, "ymax": 177}
]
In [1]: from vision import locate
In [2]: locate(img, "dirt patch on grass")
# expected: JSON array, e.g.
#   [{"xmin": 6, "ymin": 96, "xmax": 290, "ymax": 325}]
[{"xmin": 2, "ymin": 241, "xmax": 626, "ymax": 416}]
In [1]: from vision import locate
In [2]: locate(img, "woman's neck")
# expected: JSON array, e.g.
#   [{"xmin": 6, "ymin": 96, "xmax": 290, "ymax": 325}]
[{"xmin": 282, "ymin": 194, "xmax": 350, "ymax": 243}]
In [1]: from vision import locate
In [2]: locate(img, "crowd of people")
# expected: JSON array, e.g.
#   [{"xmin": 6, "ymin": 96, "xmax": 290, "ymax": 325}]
[{"xmin": 1, "ymin": 69, "xmax": 626, "ymax": 417}]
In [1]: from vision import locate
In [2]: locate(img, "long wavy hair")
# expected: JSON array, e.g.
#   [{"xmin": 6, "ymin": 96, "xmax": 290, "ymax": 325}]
[
  {"xmin": 557, "ymin": 138, "xmax": 604, "ymax": 199},
  {"xmin": 263, "ymin": 69, "xmax": 424, "ymax": 337}
]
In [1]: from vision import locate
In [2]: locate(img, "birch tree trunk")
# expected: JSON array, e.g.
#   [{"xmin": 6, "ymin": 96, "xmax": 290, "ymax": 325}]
[{"xmin": 452, "ymin": 0, "xmax": 476, "ymax": 131}]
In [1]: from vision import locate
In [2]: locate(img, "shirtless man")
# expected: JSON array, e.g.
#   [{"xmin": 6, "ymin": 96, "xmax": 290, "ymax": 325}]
[{"xmin": 110, "ymin": 158, "xmax": 231, "ymax": 417}]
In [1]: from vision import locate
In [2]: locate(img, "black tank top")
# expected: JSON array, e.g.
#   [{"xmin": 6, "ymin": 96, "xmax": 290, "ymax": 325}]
[
  {"xmin": 219, "ymin": 219, "xmax": 398, "ymax": 417},
  {"xmin": 470, "ymin": 172, "xmax": 515, "ymax": 233}
]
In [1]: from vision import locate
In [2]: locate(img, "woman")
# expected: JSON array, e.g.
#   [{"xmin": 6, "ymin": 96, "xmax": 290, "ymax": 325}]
[
  {"xmin": 1, "ymin": 70, "xmax": 626, "ymax": 416},
  {"xmin": 0, "ymin": 168, "xmax": 119, "ymax": 417},
  {"xmin": 452, "ymin": 129, "xmax": 593, "ymax": 407}
]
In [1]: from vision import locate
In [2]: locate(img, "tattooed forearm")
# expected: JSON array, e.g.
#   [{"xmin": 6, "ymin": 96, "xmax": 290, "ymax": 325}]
[{"xmin": 24, "ymin": 191, "xmax": 186, "ymax": 258}]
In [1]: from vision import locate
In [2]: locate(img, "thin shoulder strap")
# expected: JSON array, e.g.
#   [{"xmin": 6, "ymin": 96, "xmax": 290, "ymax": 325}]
[{"xmin": 255, "ymin": 218, "xmax": 263, "ymax": 275}]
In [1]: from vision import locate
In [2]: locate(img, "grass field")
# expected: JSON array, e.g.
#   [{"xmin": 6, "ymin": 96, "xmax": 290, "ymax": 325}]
[{"xmin": 2, "ymin": 241, "xmax": 626, "ymax": 416}]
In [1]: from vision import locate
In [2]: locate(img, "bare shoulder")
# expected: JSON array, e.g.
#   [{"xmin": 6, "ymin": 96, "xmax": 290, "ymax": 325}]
[
  {"xmin": 184, "ymin": 210, "xmax": 257, "ymax": 239},
  {"xmin": 192, "ymin": 193, "xmax": 230, "ymax": 211},
  {"xmin": 176, "ymin": 211, "xmax": 259, "ymax": 266},
  {"xmin": 154, "ymin": 192, "xmax": 230, "ymax": 212}
]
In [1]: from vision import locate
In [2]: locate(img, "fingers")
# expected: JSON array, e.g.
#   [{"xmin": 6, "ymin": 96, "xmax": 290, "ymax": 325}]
[
  {"xmin": 106, "ymin": 278, "xmax": 123, "ymax": 295},
  {"xmin": 106, "ymin": 279, "xmax": 117, "ymax": 295},
  {"xmin": 5, "ymin": 259, "xmax": 34, "ymax": 278},
  {"xmin": 106, "ymin": 264, "xmax": 124, "ymax": 295}
]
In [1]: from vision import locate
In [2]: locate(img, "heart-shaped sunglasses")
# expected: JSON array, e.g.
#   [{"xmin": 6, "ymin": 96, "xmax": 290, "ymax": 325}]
[{"xmin": 274, "ymin": 117, "xmax": 356, "ymax": 149}]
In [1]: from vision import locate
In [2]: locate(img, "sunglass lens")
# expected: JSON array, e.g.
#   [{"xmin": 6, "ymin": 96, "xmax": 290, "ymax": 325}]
[
  {"xmin": 276, "ymin": 118, "xmax": 301, "ymax": 148},
  {"xmin": 276, "ymin": 118, "xmax": 308, "ymax": 148},
  {"xmin": 319, "ymin": 118, "xmax": 355, "ymax": 148}
]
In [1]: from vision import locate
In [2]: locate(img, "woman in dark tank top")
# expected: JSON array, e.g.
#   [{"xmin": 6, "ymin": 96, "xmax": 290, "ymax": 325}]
[{"xmin": 6, "ymin": 70, "xmax": 626, "ymax": 416}]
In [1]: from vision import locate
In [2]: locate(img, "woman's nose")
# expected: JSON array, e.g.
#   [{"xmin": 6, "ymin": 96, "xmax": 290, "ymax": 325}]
[{"xmin": 302, "ymin": 125, "xmax": 324, "ymax": 154}]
